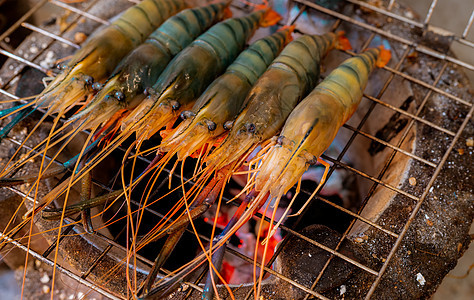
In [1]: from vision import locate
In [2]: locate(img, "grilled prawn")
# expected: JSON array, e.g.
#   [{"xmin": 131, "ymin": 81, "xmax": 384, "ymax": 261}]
[
  {"xmin": 158, "ymin": 26, "xmax": 295, "ymax": 161},
  {"xmin": 0, "ymin": 0, "xmax": 188, "ymax": 181},
  {"xmin": 70, "ymin": 1, "xmax": 232, "ymax": 130},
  {"xmin": 120, "ymin": 6, "xmax": 281, "ymax": 144},
  {"xmin": 211, "ymin": 47, "xmax": 391, "ymax": 299},
  {"xmin": 250, "ymin": 46, "xmax": 392, "ymax": 235},
  {"xmin": 25, "ymin": 5, "xmax": 281, "ymax": 224},
  {"xmin": 145, "ymin": 30, "xmax": 351, "ymax": 299},
  {"xmin": 0, "ymin": 0, "xmax": 187, "ymax": 143},
  {"xmin": 204, "ymin": 31, "xmax": 351, "ymax": 172}
]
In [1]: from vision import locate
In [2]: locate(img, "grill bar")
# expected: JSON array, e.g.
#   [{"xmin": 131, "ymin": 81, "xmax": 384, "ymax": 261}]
[
  {"xmin": 295, "ymin": 0, "xmax": 474, "ymax": 72},
  {"xmin": 0, "ymin": 232, "xmax": 123, "ymax": 300},
  {"xmin": 423, "ymin": 0, "xmax": 438, "ymax": 25},
  {"xmin": 21, "ymin": 22, "xmax": 80, "ymax": 49},
  {"xmin": 50, "ymin": 0, "xmax": 110, "ymax": 26},
  {"xmin": 364, "ymin": 94, "xmax": 456, "ymax": 137},
  {"xmin": 323, "ymin": 156, "xmax": 419, "ymax": 202},
  {"xmin": 461, "ymin": 10, "xmax": 474, "ymax": 38},
  {"xmin": 342, "ymin": 123, "xmax": 438, "ymax": 168},
  {"xmin": 0, "ymin": 48, "xmax": 48, "ymax": 73},
  {"xmin": 0, "ymin": 0, "xmax": 49, "ymax": 42}
]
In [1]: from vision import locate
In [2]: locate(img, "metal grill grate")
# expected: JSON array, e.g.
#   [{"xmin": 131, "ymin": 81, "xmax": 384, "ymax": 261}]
[{"xmin": 0, "ymin": 0, "xmax": 472, "ymax": 299}]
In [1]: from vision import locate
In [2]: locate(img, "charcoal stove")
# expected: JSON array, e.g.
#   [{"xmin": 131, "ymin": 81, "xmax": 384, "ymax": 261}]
[{"xmin": 0, "ymin": 0, "xmax": 472, "ymax": 299}]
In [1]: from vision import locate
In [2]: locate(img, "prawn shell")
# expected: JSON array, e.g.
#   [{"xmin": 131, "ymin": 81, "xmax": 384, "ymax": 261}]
[
  {"xmin": 205, "ymin": 32, "xmax": 340, "ymax": 170},
  {"xmin": 160, "ymin": 29, "xmax": 292, "ymax": 159},
  {"xmin": 125, "ymin": 9, "xmax": 269, "ymax": 139},
  {"xmin": 256, "ymin": 48, "xmax": 386, "ymax": 195},
  {"xmin": 71, "ymin": 2, "xmax": 230, "ymax": 128},
  {"xmin": 67, "ymin": 0, "xmax": 187, "ymax": 79},
  {"xmin": 37, "ymin": 0, "xmax": 187, "ymax": 111}
]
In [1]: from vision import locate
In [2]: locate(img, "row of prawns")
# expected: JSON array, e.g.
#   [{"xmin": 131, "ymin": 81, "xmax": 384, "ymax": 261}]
[{"xmin": 0, "ymin": 0, "xmax": 390, "ymax": 299}]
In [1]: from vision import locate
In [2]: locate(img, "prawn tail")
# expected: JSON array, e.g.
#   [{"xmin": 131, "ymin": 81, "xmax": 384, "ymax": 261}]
[
  {"xmin": 277, "ymin": 24, "xmax": 296, "ymax": 42},
  {"xmin": 335, "ymin": 31, "xmax": 352, "ymax": 51},
  {"xmin": 376, "ymin": 45, "xmax": 391, "ymax": 68},
  {"xmin": 257, "ymin": 4, "xmax": 281, "ymax": 27}
]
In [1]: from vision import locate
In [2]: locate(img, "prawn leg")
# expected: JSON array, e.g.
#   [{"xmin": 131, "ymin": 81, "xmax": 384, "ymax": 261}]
[
  {"xmin": 151, "ymin": 165, "xmax": 230, "ymax": 243},
  {"xmin": 201, "ymin": 191, "xmax": 253, "ymax": 300},
  {"xmin": 41, "ymin": 189, "xmax": 123, "ymax": 220},
  {"xmin": 40, "ymin": 148, "xmax": 167, "ymax": 219},
  {"xmin": 289, "ymin": 157, "xmax": 330, "ymax": 217},
  {"xmin": 140, "ymin": 226, "xmax": 186, "ymax": 296},
  {"xmin": 139, "ymin": 166, "xmax": 231, "ymax": 297},
  {"xmin": 144, "ymin": 191, "xmax": 258, "ymax": 299},
  {"xmin": 79, "ymin": 158, "xmax": 94, "ymax": 234}
]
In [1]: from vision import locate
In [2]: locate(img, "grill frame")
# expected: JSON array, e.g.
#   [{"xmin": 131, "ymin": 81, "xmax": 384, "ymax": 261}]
[{"xmin": 0, "ymin": 0, "xmax": 472, "ymax": 299}]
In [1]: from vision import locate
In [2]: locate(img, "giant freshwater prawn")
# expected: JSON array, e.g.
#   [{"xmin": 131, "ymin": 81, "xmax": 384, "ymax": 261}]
[{"xmin": 0, "ymin": 0, "xmax": 391, "ymax": 299}]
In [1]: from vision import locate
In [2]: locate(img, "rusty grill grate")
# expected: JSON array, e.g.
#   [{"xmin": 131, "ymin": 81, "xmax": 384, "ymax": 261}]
[{"xmin": 0, "ymin": 0, "xmax": 472, "ymax": 299}]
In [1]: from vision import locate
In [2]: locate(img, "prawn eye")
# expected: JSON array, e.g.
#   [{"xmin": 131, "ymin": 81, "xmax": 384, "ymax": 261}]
[
  {"xmin": 114, "ymin": 91, "xmax": 125, "ymax": 101},
  {"xmin": 170, "ymin": 100, "xmax": 180, "ymax": 110},
  {"xmin": 223, "ymin": 120, "xmax": 234, "ymax": 130},
  {"xmin": 84, "ymin": 75, "xmax": 94, "ymax": 85},
  {"xmin": 308, "ymin": 156, "xmax": 318, "ymax": 165},
  {"xmin": 57, "ymin": 63, "xmax": 67, "ymax": 70},
  {"xmin": 246, "ymin": 123, "xmax": 256, "ymax": 133},
  {"xmin": 92, "ymin": 82, "xmax": 103, "ymax": 91},
  {"xmin": 205, "ymin": 120, "xmax": 216, "ymax": 131},
  {"xmin": 277, "ymin": 136, "xmax": 284, "ymax": 145},
  {"xmin": 180, "ymin": 110, "xmax": 195, "ymax": 120},
  {"xmin": 144, "ymin": 87, "xmax": 155, "ymax": 96}
]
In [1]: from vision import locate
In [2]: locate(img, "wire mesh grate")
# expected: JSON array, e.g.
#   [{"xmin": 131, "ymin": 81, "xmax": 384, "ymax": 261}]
[{"xmin": 0, "ymin": 0, "xmax": 472, "ymax": 299}]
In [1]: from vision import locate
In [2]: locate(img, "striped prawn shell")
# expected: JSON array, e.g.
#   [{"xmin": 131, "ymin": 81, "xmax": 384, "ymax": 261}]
[
  {"xmin": 267, "ymin": 32, "xmax": 339, "ymax": 97},
  {"xmin": 189, "ymin": 9, "xmax": 268, "ymax": 72},
  {"xmin": 110, "ymin": 0, "xmax": 186, "ymax": 46},
  {"xmin": 151, "ymin": 8, "xmax": 269, "ymax": 96},
  {"xmin": 256, "ymin": 48, "xmax": 386, "ymax": 196},
  {"xmin": 66, "ymin": 0, "xmax": 187, "ymax": 77},
  {"xmin": 160, "ymin": 29, "xmax": 292, "ymax": 159},
  {"xmin": 192, "ymin": 29, "xmax": 292, "ymax": 118},
  {"xmin": 204, "ymin": 32, "xmax": 341, "ymax": 170},
  {"xmin": 126, "ymin": 9, "xmax": 270, "ymax": 139},
  {"xmin": 71, "ymin": 1, "xmax": 232, "ymax": 128},
  {"xmin": 145, "ymin": 1, "xmax": 231, "ymax": 57},
  {"xmin": 310, "ymin": 47, "xmax": 382, "ymax": 123}
]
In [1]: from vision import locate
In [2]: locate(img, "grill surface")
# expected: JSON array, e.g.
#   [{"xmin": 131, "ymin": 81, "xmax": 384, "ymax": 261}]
[{"xmin": 0, "ymin": 0, "xmax": 472, "ymax": 299}]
